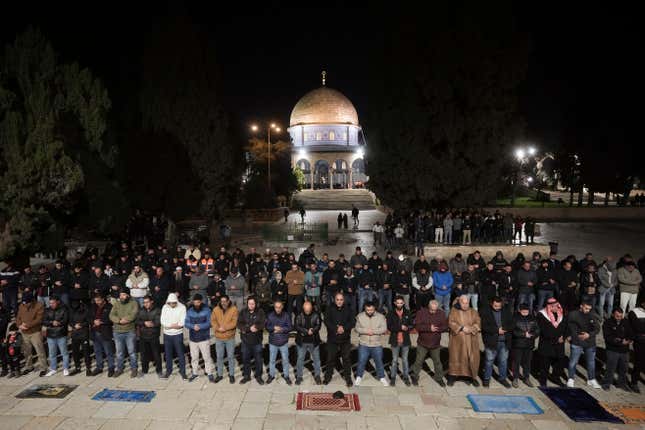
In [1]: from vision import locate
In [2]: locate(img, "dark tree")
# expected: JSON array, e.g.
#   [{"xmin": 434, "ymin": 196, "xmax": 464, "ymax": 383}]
[
  {"xmin": 140, "ymin": 15, "xmax": 244, "ymax": 222},
  {"xmin": 0, "ymin": 28, "xmax": 116, "ymax": 259},
  {"xmin": 366, "ymin": 3, "xmax": 528, "ymax": 209}
]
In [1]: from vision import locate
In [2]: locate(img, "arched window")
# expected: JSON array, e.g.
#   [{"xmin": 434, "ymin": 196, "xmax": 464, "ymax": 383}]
[
  {"xmin": 329, "ymin": 131, "xmax": 335, "ymax": 140},
  {"xmin": 316, "ymin": 132, "xmax": 322, "ymax": 141}
]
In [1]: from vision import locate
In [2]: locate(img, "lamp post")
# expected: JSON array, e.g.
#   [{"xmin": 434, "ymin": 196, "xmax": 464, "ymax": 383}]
[
  {"xmin": 251, "ymin": 123, "xmax": 281, "ymax": 191},
  {"xmin": 511, "ymin": 145, "xmax": 537, "ymax": 207}
]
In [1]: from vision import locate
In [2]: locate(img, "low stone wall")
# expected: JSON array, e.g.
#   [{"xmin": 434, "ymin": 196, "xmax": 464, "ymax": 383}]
[
  {"xmin": 225, "ymin": 208, "xmax": 286, "ymax": 222},
  {"xmin": 422, "ymin": 244, "xmax": 550, "ymax": 260}
]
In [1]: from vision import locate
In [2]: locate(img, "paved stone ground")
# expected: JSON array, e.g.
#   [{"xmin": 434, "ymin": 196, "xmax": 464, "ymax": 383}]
[{"xmin": 1, "ymin": 326, "xmax": 643, "ymax": 430}]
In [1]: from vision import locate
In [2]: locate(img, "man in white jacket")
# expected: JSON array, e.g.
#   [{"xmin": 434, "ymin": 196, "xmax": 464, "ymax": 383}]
[
  {"xmin": 126, "ymin": 264, "xmax": 149, "ymax": 307},
  {"xmin": 160, "ymin": 293, "xmax": 188, "ymax": 379}
]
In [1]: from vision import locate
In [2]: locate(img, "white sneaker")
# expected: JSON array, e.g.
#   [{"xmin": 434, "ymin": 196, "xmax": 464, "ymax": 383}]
[
  {"xmin": 63, "ymin": 369, "xmax": 70, "ymax": 376},
  {"xmin": 587, "ymin": 379, "xmax": 601, "ymax": 389},
  {"xmin": 45, "ymin": 369, "xmax": 57, "ymax": 377},
  {"xmin": 566, "ymin": 378, "xmax": 575, "ymax": 388},
  {"xmin": 380, "ymin": 377, "xmax": 389, "ymax": 387},
  {"xmin": 354, "ymin": 376, "xmax": 362, "ymax": 386}
]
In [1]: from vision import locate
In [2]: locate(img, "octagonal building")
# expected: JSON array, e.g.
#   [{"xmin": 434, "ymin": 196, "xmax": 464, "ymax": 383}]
[{"xmin": 288, "ymin": 73, "xmax": 367, "ymax": 189}]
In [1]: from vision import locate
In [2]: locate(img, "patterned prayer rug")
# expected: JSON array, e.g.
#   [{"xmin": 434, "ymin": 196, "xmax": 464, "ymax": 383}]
[
  {"xmin": 539, "ymin": 387, "xmax": 623, "ymax": 423},
  {"xmin": 92, "ymin": 388, "xmax": 156, "ymax": 403},
  {"xmin": 600, "ymin": 403, "xmax": 645, "ymax": 424},
  {"xmin": 296, "ymin": 392, "xmax": 361, "ymax": 411},
  {"xmin": 16, "ymin": 384, "xmax": 78, "ymax": 399}
]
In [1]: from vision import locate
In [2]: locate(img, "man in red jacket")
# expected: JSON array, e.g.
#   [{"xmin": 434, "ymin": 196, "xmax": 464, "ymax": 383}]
[{"xmin": 410, "ymin": 299, "xmax": 448, "ymax": 386}]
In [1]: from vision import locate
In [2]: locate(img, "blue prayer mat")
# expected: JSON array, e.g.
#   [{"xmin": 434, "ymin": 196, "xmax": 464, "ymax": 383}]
[
  {"xmin": 467, "ymin": 394, "xmax": 544, "ymax": 414},
  {"xmin": 92, "ymin": 388, "xmax": 156, "ymax": 403},
  {"xmin": 539, "ymin": 387, "xmax": 623, "ymax": 423}
]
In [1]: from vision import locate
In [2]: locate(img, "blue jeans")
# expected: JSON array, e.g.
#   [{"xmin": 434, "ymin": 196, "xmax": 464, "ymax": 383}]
[
  {"xmin": 47, "ymin": 336, "xmax": 69, "ymax": 371},
  {"xmin": 468, "ymin": 293, "xmax": 478, "ymax": 311},
  {"xmin": 568, "ymin": 344, "xmax": 596, "ymax": 381},
  {"xmin": 483, "ymin": 341, "xmax": 509, "ymax": 381},
  {"xmin": 378, "ymin": 289, "xmax": 392, "ymax": 313},
  {"xmin": 358, "ymin": 289, "xmax": 377, "ymax": 313},
  {"xmin": 536, "ymin": 290, "xmax": 554, "ymax": 311},
  {"xmin": 215, "ymin": 338, "xmax": 236, "ymax": 377},
  {"xmin": 356, "ymin": 345, "xmax": 385, "ymax": 379},
  {"xmin": 241, "ymin": 342, "xmax": 263, "ymax": 378},
  {"xmin": 133, "ymin": 297, "xmax": 145, "ymax": 307},
  {"xmin": 296, "ymin": 343, "xmax": 321, "ymax": 379},
  {"xmin": 163, "ymin": 333, "xmax": 185, "ymax": 375},
  {"xmin": 92, "ymin": 331, "xmax": 114, "ymax": 371},
  {"xmin": 517, "ymin": 293, "xmax": 535, "ymax": 311},
  {"xmin": 269, "ymin": 343, "xmax": 290, "ymax": 378},
  {"xmin": 114, "ymin": 331, "xmax": 137, "ymax": 371},
  {"xmin": 436, "ymin": 294, "xmax": 451, "ymax": 315},
  {"xmin": 597, "ymin": 287, "xmax": 615, "ymax": 318},
  {"xmin": 390, "ymin": 345, "xmax": 409, "ymax": 378}
]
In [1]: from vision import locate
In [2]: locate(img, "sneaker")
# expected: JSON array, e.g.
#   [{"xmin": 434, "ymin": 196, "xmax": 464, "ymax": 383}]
[
  {"xmin": 130, "ymin": 369, "xmax": 138, "ymax": 378},
  {"xmin": 512, "ymin": 379, "xmax": 519, "ymax": 388},
  {"xmin": 499, "ymin": 379, "xmax": 511, "ymax": 389},
  {"xmin": 63, "ymin": 369, "xmax": 70, "ymax": 376},
  {"xmin": 214, "ymin": 375, "xmax": 223, "ymax": 383},
  {"xmin": 208, "ymin": 374, "xmax": 215, "ymax": 383},
  {"xmin": 566, "ymin": 378, "xmax": 575, "ymax": 388},
  {"xmin": 266, "ymin": 376, "xmax": 275, "ymax": 384},
  {"xmin": 314, "ymin": 375, "xmax": 322, "ymax": 385},
  {"xmin": 229, "ymin": 376, "xmax": 235, "ymax": 384},
  {"xmin": 284, "ymin": 377, "xmax": 292, "ymax": 386},
  {"xmin": 239, "ymin": 376, "xmax": 251, "ymax": 384},
  {"xmin": 295, "ymin": 378, "xmax": 303, "ymax": 386},
  {"xmin": 45, "ymin": 369, "xmax": 57, "ymax": 377},
  {"xmin": 354, "ymin": 376, "xmax": 362, "ymax": 386},
  {"xmin": 587, "ymin": 379, "xmax": 601, "ymax": 389}
]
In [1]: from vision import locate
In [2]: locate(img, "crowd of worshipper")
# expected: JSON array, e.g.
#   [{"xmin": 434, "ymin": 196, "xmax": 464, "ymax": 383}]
[
  {"xmin": 369, "ymin": 209, "xmax": 538, "ymax": 256},
  {"xmin": 0, "ymin": 241, "xmax": 643, "ymax": 394}
]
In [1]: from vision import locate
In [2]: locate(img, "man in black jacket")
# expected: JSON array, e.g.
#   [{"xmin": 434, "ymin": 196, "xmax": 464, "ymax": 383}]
[
  {"xmin": 136, "ymin": 295, "xmax": 162, "ymax": 376},
  {"xmin": 387, "ymin": 296, "xmax": 414, "ymax": 386},
  {"xmin": 294, "ymin": 301, "xmax": 322, "ymax": 385},
  {"xmin": 43, "ymin": 296, "xmax": 70, "ymax": 376},
  {"xmin": 89, "ymin": 293, "xmax": 115, "ymax": 376},
  {"xmin": 69, "ymin": 299, "xmax": 92, "ymax": 375},
  {"xmin": 602, "ymin": 308, "xmax": 633, "ymax": 391},
  {"xmin": 324, "ymin": 292, "xmax": 355, "ymax": 386},
  {"xmin": 566, "ymin": 301, "xmax": 601, "ymax": 388},
  {"xmin": 237, "ymin": 296, "xmax": 266, "ymax": 385},
  {"xmin": 628, "ymin": 298, "xmax": 645, "ymax": 393},
  {"xmin": 511, "ymin": 303, "xmax": 539, "ymax": 387},
  {"xmin": 480, "ymin": 296, "xmax": 513, "ymax": 388}
]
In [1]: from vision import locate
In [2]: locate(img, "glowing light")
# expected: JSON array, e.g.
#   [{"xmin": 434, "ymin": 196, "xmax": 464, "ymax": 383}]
[
  {"xmin": 515, "ymin": 148, "xmax": 525, "ymax": 160},
  {"xmin": 357, "ymin": 148, "xmax": 364, "ymax": 158},
  {"xmin": 275, "ymin": 127, "xmax": 281, "ymax": 132},
  {"xmin": 270, "ymin": 123, "xmax": 276, "ymax": 128},
  {"xmin": 527, "ymin": 176, "xmax": 534, "ymax": 183},
  {"xmin": 251, "ymin": 124, "xmax": 258, "ymax": 132},
  {"xmin": 528, "ymin": 146, "xmax": 536, "ymax": 156},
  {"xmin": 298, "ymin": 149, "xmax": 306, "ymax": 158}
]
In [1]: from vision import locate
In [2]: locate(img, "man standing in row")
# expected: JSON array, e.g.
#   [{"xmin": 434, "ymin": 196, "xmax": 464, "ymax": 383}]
[
  {"xmin": 160, "ymin": 293, "xmax": 187, "ymax": 379},
  {"xmin": 238, "ymin": 296, "xmax": 265, "ymax": 384},
  {"xmin": 294, "ymin": 301, "xmax": 322, "ymax": 385},
  {"xmin": 411, "ymin": 300, "xmax": 448, "ymax": 386},
  {"xmin": 186, "ymin": 294, "xmax": 215, "ymax": 382},
  {"xmin": 109, "ymin": 287, "xmax": 139, "ymax": 378},
  {"xmin": 16, "ymin": 292, "xmax": 47, "ymax": 376},
  {"xmin": 354, "ymin": 302, "xmax": 388, "ymax": 387},
  {"xmin": 447, "ymin": 295, "xmax": 481, "ymax": 386},
  {"xmin": 212, "ymin": 295, "xmax": 238, "ymax": 383},
  {"xmin": 480, "ymin": 296, "xmax": 512, "ymax": 388},
  {"xmin": 324, "ymin": 293, "xmax": 354, "ymax": 386},
  {"xmin": 136, "ymin": 295, "xmax": 162, "ymax": 377}
]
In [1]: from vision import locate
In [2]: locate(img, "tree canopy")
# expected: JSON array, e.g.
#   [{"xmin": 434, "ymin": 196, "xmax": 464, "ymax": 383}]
[
  {"xmin": 366, "ymin": 3, "xmax": 528, "ymax": 209},
  {"xmin": 0, "ymin": 27, "xmax": 115, "ymax": 259}
]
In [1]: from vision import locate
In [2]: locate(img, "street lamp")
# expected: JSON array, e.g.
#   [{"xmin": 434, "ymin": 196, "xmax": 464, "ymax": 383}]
[
  {"xmin": 511, "ymin": 145, "xmax": 538, "ymax": 207},
  {"xmin": 250, "ymin": 123, "xmax": 281, "ymax": 191}
]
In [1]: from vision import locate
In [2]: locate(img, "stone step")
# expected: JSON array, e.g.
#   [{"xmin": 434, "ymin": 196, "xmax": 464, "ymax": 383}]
[{"xmin": 292, "ymin": 189, "xmax": 376, "ymax": 210}]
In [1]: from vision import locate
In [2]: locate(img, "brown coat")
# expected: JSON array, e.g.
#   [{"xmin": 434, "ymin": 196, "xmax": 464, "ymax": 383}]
[
  {"xmin": 448, "ymin": 307, "xmax": 481, "ymax": 378},
  {"xmin": 285, "ymin": 270, "xmax": 305, "ymax": 296},
  {"xmin": 211, "ymin": 304, "xmax": 238, "ymax": 340},
  {"xmin": 16, "ymin": 301, "xmax": 45, "ymax": 334}
]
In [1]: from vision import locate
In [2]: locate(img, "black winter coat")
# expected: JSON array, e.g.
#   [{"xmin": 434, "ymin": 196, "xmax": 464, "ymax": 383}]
[
  {"xmin": 537, "ymin": 311, "xmax": 566, "ymax": 357},
  {"xmin": 43, "ymin": 305, "xmax": 69, "ymax": 338},
  {"xmin": 69, "ymin": 303, "xmax": 90, "ymax": 340},
  {"xmin": 480, "ymin": 306, "xmax": 513, "ymax": 349},
  {"xmin": 511, "ymin": 313, "xmax": 540, "ymax": 349},
  {"xmin": 294, "ymin": 311, "xmax": 321, "ymax": 345},
  {"xmin": 136, "ymin": 306, "xmax": 161, "ymax": 340},
  {"xmin": 386, "ymin": 307, "xmax": 414, "ymax": 346},
  {"xmin": 89, "ymin": 302, "xmax": 113, "ymax": 339},
  {"xmin": 603, "ymin": 317, "xmax": 634, "ymax": 353},
  {"xmin": 324, "ymin": 304, "xmax": 354, "ymax": 343}
]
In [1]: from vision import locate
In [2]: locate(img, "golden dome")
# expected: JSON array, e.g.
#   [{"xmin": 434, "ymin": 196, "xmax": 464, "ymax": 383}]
[{"xmin": 290, "ymin": 87, "xmax": 359, "ymax": 127}]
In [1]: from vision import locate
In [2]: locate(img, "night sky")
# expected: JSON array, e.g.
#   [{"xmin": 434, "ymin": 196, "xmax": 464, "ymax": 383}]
[{"xmin": 2, "ymin": 2, "xmax": 640, "ymax": 151}]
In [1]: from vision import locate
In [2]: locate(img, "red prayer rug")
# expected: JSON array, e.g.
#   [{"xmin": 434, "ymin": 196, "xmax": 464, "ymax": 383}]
[{"xmin": 296, "ymin": 392, "xmax": 361, "ymax": 412}]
